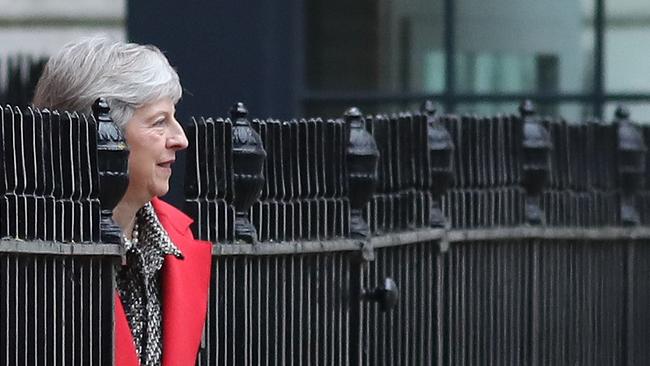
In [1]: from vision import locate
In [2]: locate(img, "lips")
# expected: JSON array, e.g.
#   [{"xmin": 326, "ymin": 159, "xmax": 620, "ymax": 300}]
[{"xmin": 157, "ymin": 159, "xmax": 175, "ymax": 169}]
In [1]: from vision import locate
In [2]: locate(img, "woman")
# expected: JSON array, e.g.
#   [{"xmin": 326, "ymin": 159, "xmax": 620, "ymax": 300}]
[{"xmin": 33, "ymin": 37, "xmax": 212, "ymax": 366}]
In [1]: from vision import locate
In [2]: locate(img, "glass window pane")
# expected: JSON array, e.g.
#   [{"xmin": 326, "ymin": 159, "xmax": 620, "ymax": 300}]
[
  {"xmin": 455, "ymin": 102, "xmax": 520, "ymax": 116},
  {"xmin": 303, "ymin": 100, "xmax": 441, "ymax": 119},
  {"xmin": 455, "ymin": 0, "xmax": 593, "ymax": 94},
  {"xmin": 456, "ymin": 102, "xmax": 593, "ymax": 123},
  {"xmin": 605, "ymin": 0, "xmax": 650, "ymax": 93},
  {"xmin": 306, "ymin": 0, "xmax": 444, "ymax": 93}
]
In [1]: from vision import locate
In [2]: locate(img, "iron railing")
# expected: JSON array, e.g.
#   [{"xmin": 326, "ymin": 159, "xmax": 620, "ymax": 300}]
[{"xmin": 2, "ymin": 100, "xmax": 650, "ymax": 365}]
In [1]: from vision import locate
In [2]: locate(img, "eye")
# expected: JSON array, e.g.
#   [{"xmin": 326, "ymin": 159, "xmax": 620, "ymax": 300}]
[{"xmin": 153, "ymin": 118, "xmax": 166, "ymax": 127}]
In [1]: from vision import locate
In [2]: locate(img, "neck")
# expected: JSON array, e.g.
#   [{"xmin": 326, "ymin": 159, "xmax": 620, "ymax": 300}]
[{"xmin": 112, "ymin": 191, "xmax": 150, "ymax": 240}]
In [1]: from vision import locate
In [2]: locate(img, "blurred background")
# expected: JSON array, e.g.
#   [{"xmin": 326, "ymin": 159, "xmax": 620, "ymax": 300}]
[
  {"xmin": 1, "ymin": 0, "xmax": 650, "ymax": 203},
  {"xmin": 3, "ymin": 0, "xmax": 650, "ymax": 120}
]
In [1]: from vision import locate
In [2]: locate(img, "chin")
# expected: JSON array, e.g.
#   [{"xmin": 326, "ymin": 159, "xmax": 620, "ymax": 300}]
[{"xmin": 151, "ymin": 183, "xmax": 170, "ymax": 198}]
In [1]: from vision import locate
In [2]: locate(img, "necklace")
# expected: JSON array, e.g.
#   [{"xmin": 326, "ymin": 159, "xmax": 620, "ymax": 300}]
[{"xmin": 121, "ymin": 220, "xmax": 140, "ymax": 254}]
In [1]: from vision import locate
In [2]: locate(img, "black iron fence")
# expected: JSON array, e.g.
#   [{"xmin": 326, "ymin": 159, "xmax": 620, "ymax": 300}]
[{"xmin": 2, "ymin": 99, "xmax": 650, "ymax": 365}]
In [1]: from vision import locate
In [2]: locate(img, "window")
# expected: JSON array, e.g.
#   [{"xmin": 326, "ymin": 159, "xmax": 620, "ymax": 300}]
[{"xmin": 303, "ymin": 0, "xmax": 650, "ymax": 123}]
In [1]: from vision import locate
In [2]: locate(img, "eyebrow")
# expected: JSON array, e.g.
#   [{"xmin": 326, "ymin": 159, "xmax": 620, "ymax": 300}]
[{"xmin": 148, "ymin": 111, "xmax": 171, "ymax": 122}]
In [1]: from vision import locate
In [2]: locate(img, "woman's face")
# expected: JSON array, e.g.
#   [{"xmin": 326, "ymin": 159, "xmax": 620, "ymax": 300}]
[{"xmin": 123, "ymin": 97, "xmax": 188, "ymax": 202}]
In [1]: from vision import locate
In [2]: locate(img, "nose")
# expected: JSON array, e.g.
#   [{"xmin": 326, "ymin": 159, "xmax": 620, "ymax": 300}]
[{"xmin": 167, "ymin": 118, "xmax": 189, "ymax": 150}]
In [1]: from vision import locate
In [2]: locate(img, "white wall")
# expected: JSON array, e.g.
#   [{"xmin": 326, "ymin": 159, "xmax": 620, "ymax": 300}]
[
  {"xmin": 0, "ymin": 0, "xmax": 126, "ymax": 58},
  {"xmin": 0, "ymin": 28, "xmax": 125, "ymax": 58},
  {"xmin": 0, "ymin": 0, "xmax": 124, "ymax": 19}
]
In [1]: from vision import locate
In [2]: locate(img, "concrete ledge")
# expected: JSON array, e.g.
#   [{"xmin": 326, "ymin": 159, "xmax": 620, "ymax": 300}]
[
  {"xmin": 4, "ymin": 226, "xmax": 650, "ymax": 257},
  {"xmin": 0, "ymin": 239, "xmax": 122, "ymax": 256},
  {"xmin": 213, "ymin": 226, "xmax": 650, "ymax": 255},
  {"xmin": 212, "ymin": 238, "xmax": 364, "ymax": 256}
]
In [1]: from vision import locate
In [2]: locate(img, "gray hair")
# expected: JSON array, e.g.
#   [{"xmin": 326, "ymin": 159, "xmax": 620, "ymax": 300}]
[{"xmin": 32, "ymin": 36, "xmax": 182, "ymax": 129}]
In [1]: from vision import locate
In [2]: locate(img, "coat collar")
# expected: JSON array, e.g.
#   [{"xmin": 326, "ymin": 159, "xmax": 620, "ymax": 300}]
[
  {"xmin": 115, "ymin": 197, "xmax": 212, "ymax": 366},
  {"xmin": 151, "ymin": 197, "xmax": 194, "ymax": 235},
  {"xmin": 151, "ymin": 197, "xmax": 213, "ymax": 366}
]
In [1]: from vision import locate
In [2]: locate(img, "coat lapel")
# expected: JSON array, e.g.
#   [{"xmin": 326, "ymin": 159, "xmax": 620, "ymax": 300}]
[
  {"xmin": 114, "ymin": 292, "xmax": 141, "ymax": 366},
  {"xmin": 152, "ymin": 197, "xmax": 213, "ymax": 366}
]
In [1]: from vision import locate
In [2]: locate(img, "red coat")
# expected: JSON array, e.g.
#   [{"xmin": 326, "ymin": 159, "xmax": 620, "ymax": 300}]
[{"xmin": 114, "ymin": 197, "xmax": 213, "ymax": 366}]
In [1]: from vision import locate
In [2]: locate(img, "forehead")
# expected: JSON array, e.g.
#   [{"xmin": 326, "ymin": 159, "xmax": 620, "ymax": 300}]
[{"xmin": 134, "ymin": 98, "xmax": 176, "ymax": 119}]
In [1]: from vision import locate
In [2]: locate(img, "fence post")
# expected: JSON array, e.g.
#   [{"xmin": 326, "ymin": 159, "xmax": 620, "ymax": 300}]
[
  {"xmin": 615, "ymin": 106, "xmax": 646, "ymax": 226},
  {"xmin": 93, "ymin": 98, "xmax": 129, "ymax": 245},
  {"xmin": 520, "ymin": 100, "xmax": 552, "ymax": 225},
  {"xmin": 344, "ymin": 107, "xmax": 380, "ymax": 240},
  {"xmin": 231, "ymin": 102, "xmax": 267, "ymax": 243},
  {"xmin": 422, "ymin": 100, "xmax": 454, "ymax": 233}
]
